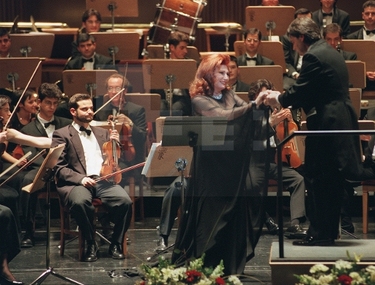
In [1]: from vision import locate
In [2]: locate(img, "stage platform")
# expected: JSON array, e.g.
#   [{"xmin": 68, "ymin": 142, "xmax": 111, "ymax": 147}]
[{"xmin": 270, "ymin": 239, "xmax": 375, "ymax": 285}]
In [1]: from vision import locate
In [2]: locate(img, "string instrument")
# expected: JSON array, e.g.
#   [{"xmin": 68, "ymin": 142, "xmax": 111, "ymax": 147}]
[
  {"xmin": 100, "ymin": 116, "xmax": 122, "ymax": 184},
  {"xmin": 274, "ymin": 108, "xmax": 302, "ymax": 168},
  {"xmin": 95, "ymin": 162, "xmax": 145, "ymax": 183}
]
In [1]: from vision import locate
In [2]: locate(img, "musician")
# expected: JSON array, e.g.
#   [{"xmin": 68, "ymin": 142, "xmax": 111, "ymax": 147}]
[
  {"xmin": 51, "ymin": 93, "xmax": 132, "ymax": 262},
  {"xmin": 248, "ymin": 79, "xmax": 307, "ymax": 239},
  {"xmin": 312, "ymin": 0, "xmax": 350, "ymax": 38},
  {"xmin": 71, "ymin": 8, "xmax": 103, "ymax": 58},
  {"xmin": 0, "ymin": 205, "xmax": 23, "ymax": 285},
  {"xmin": 237, "ymin": 28, "xmax": 274, "ymax": 67},
  {"xmin": 151, "ymin": 31, "xmax": 193, "ymax": 116},
  {"xmin": 19, "ymin": 83, "xmax": 71, "ymax": 248},
  {"xmin": 260, "ymin": 17, "xmax": 375, "ymax": 246},
  {"xmin": 347, "ymin": 1, "xmax": 375, "ymax": 91},
  {"xmin": 95, "ymin": 73, "xmax": 147, "ymax": 173},
  {"xmin": 323, "ymin": 23, "xmax": 357, "ymax": 60},
  {"xmin": 228, "ymin": 56, "xmax": 250, "ymax": 92},
  {"xmin": 0, "ymin": 28, "xmax": 11, "ymax": 58},
  {"xmin": 64, "ymin": 33, "xmax": 113, "ymax": 71}
]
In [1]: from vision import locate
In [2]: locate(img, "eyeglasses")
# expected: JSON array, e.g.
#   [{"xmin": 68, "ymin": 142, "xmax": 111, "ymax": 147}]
[
  {"xmin": 246, "ymin": 38, "xmax": 259, "ymax": 43},
  {"xmin": 0, "ymin": 38, "xmax": 10, "ymax": 44},
  {"xmin": 107, "ymin": 87, "xmax": 123, "ymax": 92}
]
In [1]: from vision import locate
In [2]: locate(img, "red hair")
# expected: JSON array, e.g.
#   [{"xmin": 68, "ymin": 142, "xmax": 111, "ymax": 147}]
[{"xmin": 189, "ymin": 54, "xmax": 230, "ymax": 98}]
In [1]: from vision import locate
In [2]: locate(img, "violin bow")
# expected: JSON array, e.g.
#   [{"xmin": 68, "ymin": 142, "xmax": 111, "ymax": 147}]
[
  {"xmin": 93, "ymin": 88, "xmax": 125, "ymax": 115},
  {"xmin": 0, "ymin": 151, "xmax": 32, "ymax": 178},
  {"xmin": 118, "ymin": 62, "xmax": 129, "ymax": 114},
  {"xmin": 0, "ymin": 149, "xmax": 46, "ymax": 187},
  {"xmin": 4, "ymin": 59, "xmax": 44, "ymax": 130},
  {"xmin": 94, "ymin": 161, "xmax": 145, "ymax": 183}
]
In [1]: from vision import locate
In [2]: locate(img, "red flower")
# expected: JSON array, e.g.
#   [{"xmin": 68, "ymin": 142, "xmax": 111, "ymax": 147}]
[
  {"xmin": 338, "ymin": 274, "xmax": 352, "ymax": 285},
  {"xmin": 215, "ymin": 277, "xmax": 226, "ymax": 285},
  {"xmin": 185, "ymin": 270, "xmax": 202, "ymax": 283}
]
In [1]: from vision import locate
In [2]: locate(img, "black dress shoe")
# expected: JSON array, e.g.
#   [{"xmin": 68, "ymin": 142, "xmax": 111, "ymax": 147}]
[
  {"xmin": 20, "ymin": 234, "xmax": 34, "ymax": 248},
  {"xmin": 0, "ymin": 274, "xmax": 23, "ymax": 285},
  {"xmin": 293, "ymin": 235, "xmax": 334, "ymax": 246},
  {"xmin": 284, "ymin": 224, "xmax": 307, "ymax": 239},
  {"xmin": 265, "ymin": 217, "xmax": 279, "ymax": 235},
  {"xmin": 83, "ymin": 242, "xmax": 98, "ymax": 262},
  {"xmin": 341, "ymin": 223, "xmax": 355, "ymax": 234},
  {"xmin": 108, "ymin": 243, "xmax": 125, "ymax": 259}
]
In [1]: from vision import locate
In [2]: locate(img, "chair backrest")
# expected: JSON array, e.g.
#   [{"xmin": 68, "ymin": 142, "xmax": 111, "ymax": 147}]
[
  {"xmin": 342, "ymin": 40, "xmax": 375, "ymax": 71},
  {"xmin": 349, "ymin": 88, "xmax": 362, "ymax": 118},
  {"xmin": 125, "ymin": 93, "xmax": 161, "ymax": 123},
  {"xmin": 346, "ymin": 60, "xmax": 366, "ymax": 89},
  {"xmin": 238, "ymin": 65, "xmax": 284, "ymax": 92},
  {"xmin": 234, "ymin": 40, "xmax": 286, "ymax": 72}
]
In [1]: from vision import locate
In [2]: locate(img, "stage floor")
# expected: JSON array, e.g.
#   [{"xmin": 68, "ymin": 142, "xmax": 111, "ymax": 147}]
[{"xmin": 9, "ymin": 216, "xmax": 375, "ymax": 285}]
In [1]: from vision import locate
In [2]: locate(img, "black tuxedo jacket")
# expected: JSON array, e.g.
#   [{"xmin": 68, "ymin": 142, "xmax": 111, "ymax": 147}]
[
  {"xmin": 347, "ymin": 28, "xmax": 364, "ymax": 39},
  {"xmin": 51, "ymin": 124, "xmax": 108, "ymax": 202},
  {"xmin": 234, "ymin": 80, "xmax": 250, "ymax": 92},
  {"xmin": 237, "ymin": 54, "xmax": 274, "ymax": 66},
  {"xmin": 94, "ymin": 101, "xmax": 147, "ymax": 164},
  {"xmin": 64, "ymin": 53, "xmax": 114, "ymax": 70},
  {"xmin": 312, "ymin": 8, "xmax": 350, "ymax": 37},
  {"xmin": 20, "ymin": 116, "xmax": 72, "ymax": 166}
]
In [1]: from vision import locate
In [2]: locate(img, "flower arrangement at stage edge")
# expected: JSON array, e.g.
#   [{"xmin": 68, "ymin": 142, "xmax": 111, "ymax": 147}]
[
  {"xmin": 295, "ymin": 252, "xmax": 375, "ymax": 285},
  {"xmin": 138, "ymin": 254, "xmax": 243, "ymax": 285}
]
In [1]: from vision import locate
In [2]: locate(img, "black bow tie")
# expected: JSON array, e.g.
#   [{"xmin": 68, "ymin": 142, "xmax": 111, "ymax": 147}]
[
  {"xmin": 79, "ymin": 126, "xmax": 91, "ymax": 136},
  {"xmin": 246, "ymin": 57, "xmax": 257, "ymax": 61},
  {"xmin": 365, "ymin": 29, "xmax": 375, "ymax": 35},
  {"xmin": 322, "ymin": 12, "xmax": 333, "ymax": 17},
  {"xmin": 44, "ymin": 120, "xmax": 56, "ymax": 128},
  {"xmin": 82, "ymin": 57, "xmax": 94, "ymax": 63}
]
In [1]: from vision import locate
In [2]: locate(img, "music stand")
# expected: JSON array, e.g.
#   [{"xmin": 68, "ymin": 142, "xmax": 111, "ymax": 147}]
[
  {"xmin": 142, "ymin": 59, "xmax": 197, "ymax": 116},
  {"xmin": 23, "ymin": 144, "xmax": 83, "ymax": 285},
  {"xmin": 245, "ymin": 6, "xmax": 295, "ymax": 39},
  {"xmin": 90, "ymin": 32, "xmax": 140, "ymax": 63},
  {"xmin": 86, "ymin": 0, "xmax": 138, "ymax": 17},
  {"xmin": 9, "ymin": 32, "xmax": 55, "ymax": 57},
  {"xmin": 62, "ymin": 69, "xmax": 117, "ymax": 98},
  {"xmin": 0, "ymin": 57, "xmax": 42, "ymax": 91}
]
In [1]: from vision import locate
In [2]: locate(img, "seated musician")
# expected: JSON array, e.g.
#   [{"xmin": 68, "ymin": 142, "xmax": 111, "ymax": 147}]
[
  {"xmin": 94, "ymin": 73, "xmax": 147, "ymax": 185},
  {"xmin": 237, "ymin": 28, "xmax": 275, "ymax": 67},
  {"xmin": 323, "ymin": 23, "xmax": 357, "ymax": 60},
  {"xmin": 64, "ymin": 33, "xmax": 114, "ymax": 71},
  {"xmin": 228, "ymin": 55, "xmax": 250, "ymax": 92},
  {"xmin": 51, "ymin": 93, "xmax": 132, "ymax": 262},
  {"xmin": 248, "ymin": 79, "xmax": 307, "ymax": 239},
  {"xmin": 0, "ymin": 28, "xmax": 11, "ymax": 58},
  {"xmin": 151, "ymin": 31, "xmax": 193, "ymax": 116},
  {"xmin": 19, "ymin": 83, "xmax": 71, "ymax": 248}
]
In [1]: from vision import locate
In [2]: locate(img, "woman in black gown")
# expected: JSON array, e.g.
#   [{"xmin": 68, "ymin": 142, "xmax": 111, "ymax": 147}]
[{"xmin": 172, "ymin": 54, "xmax": 267, "ymax": 275}]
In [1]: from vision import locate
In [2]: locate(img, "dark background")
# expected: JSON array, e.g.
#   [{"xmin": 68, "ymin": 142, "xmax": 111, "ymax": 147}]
[{"xmin": 0, "ymin": 0, "xmax": 364, "ymax": 53}]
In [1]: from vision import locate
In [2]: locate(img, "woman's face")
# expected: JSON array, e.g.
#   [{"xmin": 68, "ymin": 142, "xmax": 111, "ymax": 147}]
[
  {"xmin": 0, "ymin": 102, "xmax": 11, "ymax": 124},
  {"xmin": 20, "ymin": 93, "xmax": 38, "ymax": 114},
  {"xmin": 213, "ymin": 64, "xmax": 229, "ymax": 94}
]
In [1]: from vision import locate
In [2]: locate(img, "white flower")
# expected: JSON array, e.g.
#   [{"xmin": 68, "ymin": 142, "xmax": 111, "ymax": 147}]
[
  {"xmin": 334, "ymin": 259, "xmax": 352, "ymax": 271},
  {"xmin": 317, "ymin": 274, "xmax": 334, "ymax": 285},
  {"xmin": 227, "ymin": 275, "xmax": 242, "ymax": 285},
  {"xmin": 210, "ymin": 260, "xmax": 225, "ymax": 279},
  {"xmin": 310, "ymin": 264, "xmax": 329, "ymax": 274},
  {"xmin": 366, "ymin": 265, "xmax": 375, "ymax": 274},
  {"xmin": 349, "ymin": 271, "xmax": 365, "ymax": 284}
]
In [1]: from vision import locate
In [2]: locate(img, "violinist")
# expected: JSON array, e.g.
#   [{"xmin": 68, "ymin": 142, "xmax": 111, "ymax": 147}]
[
  {"xmin": 94, "ymin": 74, "xmax": 147, "ymax": 185},
  {"xmin": 19, "ymin": 83, "xmax": 71, "ymax": 248},
  {"xmin": 247, "ymin": 79, "xmax": 307, "ymax": 239},
  {"xmin": 51, "ymin": 93, "xmax": 132, "ymax": 262}
]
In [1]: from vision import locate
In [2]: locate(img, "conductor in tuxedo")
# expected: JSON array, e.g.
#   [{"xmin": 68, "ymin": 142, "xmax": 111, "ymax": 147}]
[
  {"xmin": 51, "ymin": 93, "xmax": 132, "ymax": 262},
  {"xmin": 237, "ymin": 28, "xmax": 274, "ymax": 67},
  {"xmin": 64, "ymin": 33, "xmax": 113, "ymax": 71},
  {"xmin": 20, "ymin": 83, "xmax": 71, "ymax": 248},
  {"xmin": 261, "ymin": 17, "xmax": 375, "ymax": 246}
]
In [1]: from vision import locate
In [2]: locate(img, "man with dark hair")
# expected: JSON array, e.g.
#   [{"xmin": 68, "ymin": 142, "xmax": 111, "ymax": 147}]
[
  {"xmin": 81, "ymin": 8, "xmax": 102, "ymax": 34},
  {"xmin": 228, "ymin": 56, "xmax": 250, "ymax": 92},
  {"xmin": 312, "ymin": 0, "xmax": 350, "ymax": 37},
  {"xmin": 237, "ymin": 28, "xmax": 274, "ymax": 66},
  {"xmin": 20, "ymin": 83, "xmax": 71, "ymax": 247},
  {"xmin": 262, "ymin": 17, "xmax": 375, "ymax": 246},
  {"xmin": 51, "ymin": 93, "xmax": 132, "ymax": 261},
  {"xmin": 0, "ymin": 28, "xmax": 11, "ymax": 58},
  {"xmin": 65, "ymin": 33, "xmax": 113, "ymax": 70},
  {"xmin": 323, "ymin": 23, "xmax": 357, "ymax": 60}
]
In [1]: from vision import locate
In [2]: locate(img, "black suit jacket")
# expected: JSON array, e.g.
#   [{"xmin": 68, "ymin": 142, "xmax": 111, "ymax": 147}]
[
  {"xmin": 94, "ymin": 101, "xmax": 147, "ymax": 164},
  {"xmin": 347, "ymin": 28, "xmax": 365, "ymax": 39},
  {"xmin": 312, "ymin": 8, "xmax": 350, "ymax": 37},
  {"xmin": 51, "ymin": 125, "xmax": 108, "ymax": 202},
  {"xmin": 20, "ymin": 116, "xmax": 72, "ymax": 167},
  {"xmin": 233, "ymin": 80, "xmax": 250, "ymax": 92},
  {"xmin": 237, "ymin": 54, "xmax": 274, "ymax": 66},
  {"xmin": 64, "ymin": 53, "xmax": 114, "ymax": 70}
]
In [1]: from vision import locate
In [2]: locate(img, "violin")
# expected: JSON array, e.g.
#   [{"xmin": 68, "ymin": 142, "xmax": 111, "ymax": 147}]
[
  {"xmin": 121, "ymin": 121, "xmax": 136, "ymax": 162},
  {"xmin": 274, "ymin": 108, "xmax": 302, "ymax": 168},
  {"xmin": 100, "ymin": 116, "xmax": 122, "ymax": 184}
]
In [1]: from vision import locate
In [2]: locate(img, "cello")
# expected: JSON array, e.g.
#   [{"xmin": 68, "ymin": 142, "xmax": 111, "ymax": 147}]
[{"xmin": 274, "ymin": 108, "xmax": 302, "ymax": 168}]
